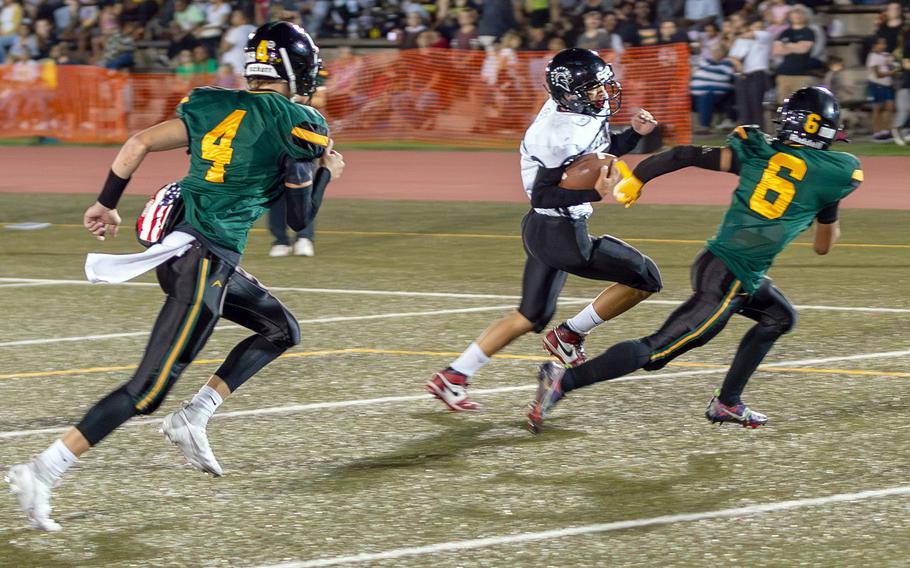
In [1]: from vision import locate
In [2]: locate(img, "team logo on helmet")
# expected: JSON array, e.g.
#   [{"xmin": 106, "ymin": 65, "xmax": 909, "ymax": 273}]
[{"xmin": 549, "ymin": 67, "xmax": 572, "ymax": 92}]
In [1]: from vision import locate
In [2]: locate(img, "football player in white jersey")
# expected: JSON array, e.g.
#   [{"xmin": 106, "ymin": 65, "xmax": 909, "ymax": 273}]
[{"xmin": 427, "ymin": 48, "xmax": 662, "ymax": 411}]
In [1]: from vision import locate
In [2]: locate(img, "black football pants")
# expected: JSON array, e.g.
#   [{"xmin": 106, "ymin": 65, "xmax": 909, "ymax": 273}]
[
  {"xmin": 517, "ymin": 211, "xmax": 663, "ymax": 332},
  {"xmin": 76, "ymin": 243, "xmax": 300, "ymax": 446},
  {"xmin": 562, "ymin": 249, "xmax": 797, "ymax": 405}
]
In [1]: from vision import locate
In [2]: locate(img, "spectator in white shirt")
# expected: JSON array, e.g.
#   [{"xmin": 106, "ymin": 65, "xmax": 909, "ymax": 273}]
[
  {"xmin": 0, "ymin": 0, "xmax": 24, "ymax": 63},
  {"xmin": 195, "ymin": 0, "xmax": 231, "ymax": 56},
  {"xmin": 684, "ymin": 0, "xmax": 721, "ymax": 28},
  {"xmin": 219, "ymin": 10, "xmax": 255, "ymax": 74},
  {"xmin": 728, "ymin": 17, "xmax": 772, "ymax": 129},
  {"xmin": 866, "ymin": 35, "xmax": 897, "ymax": 140}
]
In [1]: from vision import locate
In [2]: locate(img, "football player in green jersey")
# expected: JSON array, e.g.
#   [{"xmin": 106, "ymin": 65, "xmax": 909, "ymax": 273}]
[
  {"xmin": 6, "ymin": 22, "xmax": 344, "ymax": 531},
  {"xmin": 527, "ymin": 86, "xmax": 863, "ymax": 433}
]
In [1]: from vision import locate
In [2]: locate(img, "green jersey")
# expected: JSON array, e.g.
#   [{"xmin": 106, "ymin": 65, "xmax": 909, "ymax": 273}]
[
  {"xmin": 176, "ymin": 87, "xmax": 329, "ymax": 253},
  {"xmin": 706, "ymin": 126, "xmax": 862, "ymax": 293}
]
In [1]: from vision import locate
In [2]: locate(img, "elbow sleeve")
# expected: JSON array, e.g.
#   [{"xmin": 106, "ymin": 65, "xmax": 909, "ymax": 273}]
[{"xmin": 530, "ymin": 165, "xmax": 601, "ymax": 208}]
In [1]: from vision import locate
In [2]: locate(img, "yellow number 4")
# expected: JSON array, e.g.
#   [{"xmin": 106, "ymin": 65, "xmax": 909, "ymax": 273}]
[
  {"xmin": 201, "ymin": 110, "xmax": 247, "ymax": 183},
  {"xmin": 749, "ymin": 152, "xmax": 807, "ymax": 220}
]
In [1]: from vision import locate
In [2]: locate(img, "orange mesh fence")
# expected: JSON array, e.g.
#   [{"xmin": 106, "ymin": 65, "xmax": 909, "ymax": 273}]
[
  {"xmin": 0, "ymin": 45, "xmax": 690, "ymax": 147},
  {"xmin": 322, "ymin": 45, "xmax": 691, "ymax": 147}
]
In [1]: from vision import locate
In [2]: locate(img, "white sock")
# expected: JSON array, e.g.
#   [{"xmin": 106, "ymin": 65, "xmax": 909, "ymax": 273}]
[
  {"xmin": 189, "ymin": 385, "xmax": 223, "ymax": 421},
  {"xmin": 565, "ymin": 303, "xmax": 605, "ymax": 335},
  {"xmin": 36, "ymin": 439, "xmax": 77, "ymax": 481},
  {"xmin": 449, "ymin": 342, "xmax": 491, "ymax": 377}
]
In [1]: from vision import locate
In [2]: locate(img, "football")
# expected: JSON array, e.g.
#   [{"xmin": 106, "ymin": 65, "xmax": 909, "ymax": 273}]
[{"xmin": 560, "ymin": 152, "xmax": 616, "ymax": 190}]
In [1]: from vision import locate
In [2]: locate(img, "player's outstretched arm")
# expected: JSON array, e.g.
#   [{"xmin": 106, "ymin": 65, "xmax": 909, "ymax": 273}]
[
  {"xmin": 285, "ymin": 142, "xmax": 344, "ymax": 231},
  {"xmin": 813, "ymin": 202, "xmax": 841, "ymax": 255},
  {"xmin": 111, "ymin": 119, "xmax": 189, "ymax": 180},
  {"xmin": 613, "ymin": 145, "xmax": 740, "ymax": 208},
  {"xmin": 85, "ymin": 119, "xmax": 189, "ymax": 240}
]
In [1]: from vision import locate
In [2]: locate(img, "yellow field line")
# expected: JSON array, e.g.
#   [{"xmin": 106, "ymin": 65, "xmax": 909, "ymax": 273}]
[
  {"xmin": 2, "ymin": 348, "xmax": 907, "ymax": 380},
  {"xmin": 50, "ymin": 224, "xmax": 910, "ymax": 249}
]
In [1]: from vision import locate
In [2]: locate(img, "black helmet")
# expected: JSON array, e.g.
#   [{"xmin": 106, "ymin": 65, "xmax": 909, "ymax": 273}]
[
  {"xmin": 545, "ymin": 48, "xmax": 621, "ymax": 117},
  {"xmin": 775, "ymin": 86, "xmax": 841, "ymax": 150},
  {"xmin": 244, "ymin": 21, "xmax": 321, "ymax": 97}
]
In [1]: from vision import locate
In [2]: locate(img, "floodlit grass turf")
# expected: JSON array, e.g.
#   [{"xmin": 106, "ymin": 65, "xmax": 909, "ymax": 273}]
[{"xmin": 0, "ymin": 193, "xmax": 908, "ymax": 567}]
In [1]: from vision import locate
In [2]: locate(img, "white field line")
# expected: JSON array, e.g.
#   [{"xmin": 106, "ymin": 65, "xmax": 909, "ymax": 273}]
[
  {"xmin": 1, "ymin": 277, "xmax": 908, "ymax": 314},
  {"xmin": 0, "ymin": 304, "xmax": 576, "ymax": 348},
  {"xmin": 254, "ymin": 485, "xmax": 910, "ymax": 568},
  {"xmin": 0, "ymin": 348, "xmax": 907, "ymax": 441}
]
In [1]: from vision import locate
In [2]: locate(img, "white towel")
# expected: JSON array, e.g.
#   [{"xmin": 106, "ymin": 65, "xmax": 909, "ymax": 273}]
[{"xmin": 85, "ymin": 231, "xmax": 196, "ymax": 284}]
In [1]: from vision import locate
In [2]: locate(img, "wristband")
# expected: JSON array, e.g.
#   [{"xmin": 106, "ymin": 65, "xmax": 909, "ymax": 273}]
[{"xmin": 97, "ymin": 169, "xmax": 130, "ymax": 209}]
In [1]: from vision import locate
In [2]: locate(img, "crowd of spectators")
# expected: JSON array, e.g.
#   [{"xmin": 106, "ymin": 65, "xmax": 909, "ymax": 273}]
[{"xmin": 0, "ymin": 0, "xmax": 908, "ymax": 140}]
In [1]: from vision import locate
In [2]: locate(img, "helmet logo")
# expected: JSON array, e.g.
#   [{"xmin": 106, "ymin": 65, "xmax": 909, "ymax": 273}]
[
  {"xmin": 256, "ymin": 40, "xmax": 269, "ymax": 62},
  {"xmin": 550, "ymin": 67, "xmax": 572, "ymax": 92}
]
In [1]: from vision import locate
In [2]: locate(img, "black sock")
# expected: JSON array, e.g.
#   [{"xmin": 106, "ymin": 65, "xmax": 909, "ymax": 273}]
[
  {"xmin": 562, "ymin": 340, "xmax": 652, "ymax": 393},
  {"xmin": 719, "ymin": 324, "xmax": 780, "ymax": 406}
]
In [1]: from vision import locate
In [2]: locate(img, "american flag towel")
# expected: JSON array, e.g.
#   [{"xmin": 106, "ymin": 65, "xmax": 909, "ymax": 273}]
[{"xmin": 137, "ymin": 182, "xmax": 183, "ymax": 247}]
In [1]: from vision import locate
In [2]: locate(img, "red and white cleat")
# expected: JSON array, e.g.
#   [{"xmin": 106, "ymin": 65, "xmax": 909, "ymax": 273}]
[
  {"xmin": 426, "ymin": 368, "xmax": 481, "ymax": 411},
  {"xmin": 543, "ymin": 324, "xmax": 587, "ymax": 367}
]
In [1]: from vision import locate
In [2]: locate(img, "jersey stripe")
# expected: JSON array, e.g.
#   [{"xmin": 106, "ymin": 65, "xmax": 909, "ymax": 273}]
[
  {"xmin": 134, "ymin": 258, "xmax": 210, "ymax": 412},
  {"xmin": 733, "ymin": 126, "xmax": 748, "ymax": 140},
  {"xmin": 649, "ymin": 280, "xmax": 742, "ymax": 362},
  {"xmin": 291, "ymin": 127, "xmax": 329, "ymax": 147},
  {"xmin": 851, "ymin": 169, "xmax": 864, "ymax": 182}
]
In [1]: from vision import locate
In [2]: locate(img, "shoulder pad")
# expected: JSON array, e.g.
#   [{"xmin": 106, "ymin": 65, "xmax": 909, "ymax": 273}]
[
  {"xmin": 291, "ymin": 107, "xmax": 329, "ymax": 157},
  {"xmin": 523, "ymin": 116, "xmax": 586, "ymax": 168}
]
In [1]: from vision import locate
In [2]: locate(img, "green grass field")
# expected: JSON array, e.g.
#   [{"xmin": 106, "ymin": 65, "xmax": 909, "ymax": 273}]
[{"xmin": 1, "ymin": 194, "xmax": 909, "ymax": 567}]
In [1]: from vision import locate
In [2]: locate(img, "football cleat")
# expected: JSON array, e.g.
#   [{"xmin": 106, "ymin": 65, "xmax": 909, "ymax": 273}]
[
  {"xmin": 161, "ymin": 403, "xmax": 224, "ymax": 476},
  {"xmin": 705, "ymin": 389, "xmax": 768, "ymax": 429},
  {"xmin": 426, "ymin": 368, "xmax": 481, "ymax": 411},
  {"xmin": 6, "ymin": 462, "xmax": 62, "ymax": 532},
  {"xmin": 527, "ymin": 362, "xmax": 566, "ymax": 434},
  {"xmin": 543, "ymin": 323, "xmax": 587, "ymax": 367}
]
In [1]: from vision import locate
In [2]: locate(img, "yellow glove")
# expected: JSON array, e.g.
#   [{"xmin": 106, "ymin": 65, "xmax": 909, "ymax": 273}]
[{"xmin": 612, "ymin": 160, "xmax": 644, "ymax": 208}]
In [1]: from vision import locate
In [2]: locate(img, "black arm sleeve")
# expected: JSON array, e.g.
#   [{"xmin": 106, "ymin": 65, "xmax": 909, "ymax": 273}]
[
  {"xmin": 815, "ymin": 201, "xmax": 839, "ymax": 224},
  {"xmin": 633, "ymin": 145, "xmax": 741, "ymax": 183},
  {"xmin": 529, "ymin": 164, "xmax": 602, "ymax": 209},
  {"xmin": 286, "ymin": 166, "xmax": 331, "ymax": 232},
  {"xmin": 608, "ymin": 127, "xmax": 642, "ymax": 157}
]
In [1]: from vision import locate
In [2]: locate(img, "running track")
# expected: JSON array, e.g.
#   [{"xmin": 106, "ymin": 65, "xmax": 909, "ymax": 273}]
[{"xmin": 2, "ymin": 147, "xmax": 906, "ymax": 209}]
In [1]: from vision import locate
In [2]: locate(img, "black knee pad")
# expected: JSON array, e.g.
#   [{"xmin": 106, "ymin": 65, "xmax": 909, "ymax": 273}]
[
  {"xmin": 639, "ymin": 256, "xmax": 663, "ymax": 293},
  {"xmin": 262, "ymin": 310, "xmax": 301, "ymax": 349},
  {"xmin": 759, "ymin": 311, "xmax": 797, "ymax": 339},
  {"xmin": 283, "ymin": 314, "xmax": 301, "ymax": 348}
]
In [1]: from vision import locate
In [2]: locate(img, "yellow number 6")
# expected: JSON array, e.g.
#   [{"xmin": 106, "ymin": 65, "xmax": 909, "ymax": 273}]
[
  {"xmin": 749, "ymin": 152, "xmax": 807, "ymax": 220},
  {"xmin": 804, "ymin": 113, "xmax": 821, "ymax": 134}
]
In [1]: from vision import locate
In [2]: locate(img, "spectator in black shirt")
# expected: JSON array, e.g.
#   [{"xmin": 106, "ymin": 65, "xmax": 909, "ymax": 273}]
[
  {"xmin": 476, "ymin": 0, "xmax": 518, "ymax": 47},
  {"xmin": 772, "ymin": 6, "xmax": 816, "ymax": 103},
  {"xmin": 524, "ymin": 25, "xmax": 549, "ymax": 51},
  {"xmin": 874, "ymin": 2, "xmax": 904, "ymax": 53},
  {"xmin": 632, "ymin": 0, "xmax": 658, "ymax": 46},
  {"xmin": 657, "ymin": 19, "xmax": 688, "ymax": 44}
]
